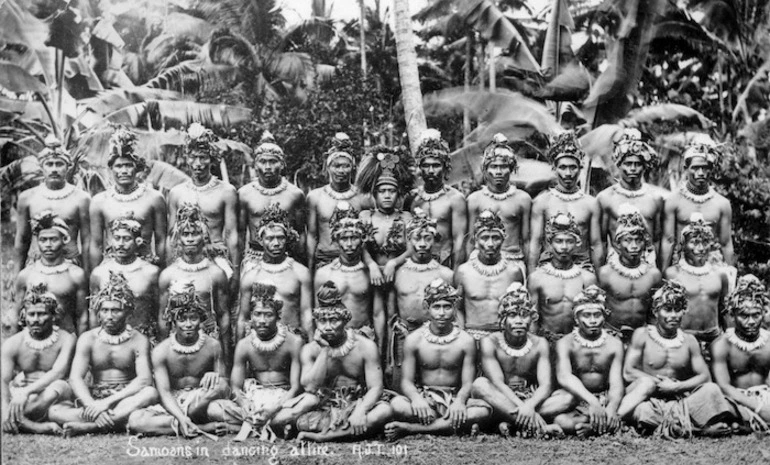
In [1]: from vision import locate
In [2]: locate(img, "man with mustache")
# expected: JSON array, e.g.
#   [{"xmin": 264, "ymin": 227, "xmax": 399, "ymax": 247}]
[
  {"xmin": 168, "ymin": 123, "xmax": 239, "ymax": 279},
  {"xmin": 661, "ymin": 140, "xmax": 735, "ymax": 269},
  {"xmin": 14, "ymin": 212, "xmax": 87, "ymax": 336},
  {"xmin": 90, "ymin": 214, "xmax": 160, "ymax": 343},
  {"xmin": 466, "ymin": 133, "xmax": 531, "ymax": 277},
  {"xmin": 48, "ymin": 273, "xmax": 158, "ymax": 436},
  {"xmin": 529, "ymin": 131, "xmax": 603, "ymax": 273},
  {"xmin": 2, "ymin": 284, "xmax": 76, "ymax": 434},
  {"xmin": 711, "ymin": 275, "xmax": 770, "ymax": 432},
  {"xmin": 455, "ymin": 210, "xmax": 524, "ymax": 342},
  {"xmin": 239, "ymin": 131, "xmax": 306, "ymax": 275},
  {"xmin": 618, "ymin": 280, "xmax": 735, "ymax": 438},
  {"xmin": 90, "ymin": 125, "xmax": 167, "ymax": 266},
  {"xmin": 663, "ymin": 213, "xmax": 729, "ymax": 352},
  {"xmin": 237, "ymin": 204, "xmax": 312, "ymax": 339},
  {"xmin": 14, "ymin": 139, "xmax": 90, "ymax": 275}
]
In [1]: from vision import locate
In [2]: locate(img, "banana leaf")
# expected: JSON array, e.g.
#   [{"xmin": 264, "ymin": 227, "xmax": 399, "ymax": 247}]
[
  {"xmin": 103, "ymin": 100, "xmax": 252, "ymax": 130},
  {"xmin": 627, "ymin": 104, "xmax": 712, "ymax": 129},
  {"xmin": 0, "ymin": 61, "xmax": 47, "ymax": 94}
]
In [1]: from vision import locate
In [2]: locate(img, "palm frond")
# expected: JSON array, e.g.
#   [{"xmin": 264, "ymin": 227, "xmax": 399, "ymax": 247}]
[
  {"xmin": 143, "ymin": 61, "xmax": 241, "ymax": 96},
  {"xmin": 103, "ymin": 100, "xmax": 252, "ymax": 130}
]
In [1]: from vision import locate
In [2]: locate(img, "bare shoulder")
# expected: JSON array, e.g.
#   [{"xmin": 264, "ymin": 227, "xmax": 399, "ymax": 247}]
[
  {"xmin": 439, "ymin": 266, "xmax": 454, "ymax": 283},
  {"xmin": 77, "ymin": 328, "xmax": 99, "ymax": 346},
  {"xmin": 307, "ymin": 187, "xmax": 323, "ymax": 202},
  {"xmin": 73, "ymin": 187, "xmax": 91, "ymax": 203},
  {"xmin": 208, "ymin": 263, "xmax": 228, "ymax": 283},
  {"xmin": 532, "ymin": 189, "xmax": 552, "ymax": 205},
  {"xmin": 466, "ymin": 190, "xmax": 481, "ymax": 205},
  {"xmin": 58, "ymin": 328, "xmax": 77, "ymax": 345},
  {"xmin": 628, "ymin": 326, "xmax": 648, "ymax": 347},
  {"xmin": 663, "ymin": 266, "xmax": 679, "ymax": 280},
  {"xmin": 457, "ymin": 330, "xmax": 477, "ymax": 350},
  {"xmin": 710, "ymin": 333, "xmax": 730, "ymax": 357},
  {"xmin": 606, "ymin": 333, "xmax": 624, "ymax": 353},
  {"xmin": 581, "ymin": 268, "xmax": 597, "ymax": 283},
  {"xmin": 596, "ymin": 185, "xmax": 613, "ymax": 204},
  {"xmin": 532, "ymin": 334, "xmax": 549, "ymax": 353},
  {"xmin": 355, "ymin": 335, "xmax": 378, "ymax": 355},
  {"xmin": 285, "ymin": 332, "xmax": 304, "ymax": 353},
  {"xmin": 218, "ymin": 180, "xmax": 237, "ymax": 194},
  {"xmin": 68, "ymin": 264, "xmax": 86, "ymax": 282},
  {"xmin": 291, "ymin": 260, "xmax": 311, "ymax": 280},
  {"xmin": 146, "ymin": 187, "xmax": 166, "ymax": 203},
  {"xmin": 683, "ymin": 332, "xmax": 701, "ymax": 352},
  {"xmin": 91, "ymin": 190, "xmax": 108, "ymax": 206},
  {"xmin": 403, "ymin": 329, "xmax": 423, "ymax": 348},
  {"xmin": 597, "ymin": 264, "xmax": 613, "ymax": 283},
  {"xmin": 446, "ymin": 187, "xmax": 467, "ymax": 204},
  {"xmin": 142, "ymin": 261, "xmax": 161, "ymax": 278},
  {"xmin": 1, "ymin": 332, "xmax": 23, "ymax": 353},
  {"xmin": 359, "ymin": 210, "xmax": 373, "ymax": 221},
  {"xmin": 237, "ymin": 182, "xmax": 253, "ymax": 196},
  {"xmin": 301, "ymin": 340, "xmax": 322, "ymax": 358},
  {"xmin": 152, "ymin": 338, "xmax": 171, "ymax": 359},
  {"xmin": 287, "ymin": 182, "xmax": 305, "ymax": 198}
]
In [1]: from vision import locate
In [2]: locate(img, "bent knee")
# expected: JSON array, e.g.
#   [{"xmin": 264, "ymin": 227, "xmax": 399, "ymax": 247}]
[
  {"xmin": 127, "ymin": 410, "xmax": 155, "ymax": 433},
  {"xmin": 471, "ymin": 377, "xmax": 492, "ymax": 397},
  {"xmin": 389, "ymin": 395, "xmax": 412, "ymax": 416}
]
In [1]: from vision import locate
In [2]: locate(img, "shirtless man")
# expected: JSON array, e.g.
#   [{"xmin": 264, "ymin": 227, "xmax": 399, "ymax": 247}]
[
  {"xmin": 529, "ymin": 131, "xmax": 603, "ymax": 272},
  {"xmin": 471, "ymin": 283, "xmax": 555, "ymax": 437},
  {"xmin": 90, "ymin": 214, "xmax": 160, "ymax": 342},
  {"xmin": 712, "ymin": 275, "xmax": 770, "ymax": 431},
  {"xmin": 2, "ymin": 285, "xmax": 76, "ymax": 434},
  {"xmin": 598, "ymin": 205, "xmax": 662, "ymax": 343},
  {"xmin": 239, "ymin": 131, "xmax": 305, "ymax": 274},
  {"xmin": 385, "ymin": 280, "xmax": 491, "ymax": 439},
  {"xmin": 314, "ymin": 202, "xmax": 385, "ymax": 354},
  {"xmin": 227, "ymin": 283, "xmax": 303, "ymax": 439},
  {"xmin": 455, "ymin": 210, "xmax": 524, "ymax": 339},
  {"xmin": 597, "ymin": 128, "xmax": 663, "ymax": 268},
  {"xmin": 388, "ymin": 210, "xmax": 453, "ymax": 386},
  {"xmin": 90, "ymin": 125, "xmax": 167, "ymax": 266},
  {"xmin": 168, "ymin": 123, "xmax": 238, "ymax": 278},
  {"xmin": 48, "ymin": 273, "xmax": 158, "ymax": 435},
  {"xmin": 664, "ymin": 213, "xmax": 729, "ymax": 349},
  {"xmin": 404, "ymin": 129, "xmax": 467, "ymax": 269},
  {"xmin": 661, "ymin": 141, "xmax": 734, "ymax": 268},
  {"xmin": 546, "ymin": 286, "xmax": 625, "ymax": 437},
  {"xmin": 14, "ymin": 140, "xmax": 90, "ymax": 274},
  {"xmin": 528, "ymin": 212, "xmax": 597, "ymax": 345},
  {"xmin": 281, "ymin": 283, "xmax": 392, "ymax": 442},
  {"xmin": 128, "ymin": 281, "xmax": 232, "ymax": 437},
  {"xmin": 618, "ymin": 280, "xmax": 735, "ymax": 438},
  {"xmin": 237, "ymin": 205, "xmax": 312, "ymax": 339},
  {"xmin": 14, "ymin": 212, "xmax": 87, "ymax": 335},
  {"xmin": 160, "ymin": 204, "xmax": 231, "ymax": 365},
  {"xmin": 466, "ymin": 133, "xmax": 531, "ymax": 276}
]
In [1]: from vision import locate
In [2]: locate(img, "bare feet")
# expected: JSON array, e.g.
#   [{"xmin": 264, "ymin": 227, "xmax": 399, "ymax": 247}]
[
  {"xmin": 499, "ymin": 422, "xmax": 511, "ymax": 437},
  {"xmin": 541, "ymin": 424, "xmax": 565, "ymax": 439},
  {"xmin": 62, "ymin": 422, "xmax": 100, "ymax": 437},
  {"xmin": 699, "ymin": 422, "xmax": 731, "ymax": 437},
  {"xmin": 283, "ymin": 424, "xmax": 295, "ymax": 440},
  {"xmin": 384, "ymin": 421, "xmax": 410, "ymax": 442},
  {"xmin": 199, "ymin": 422, "xmax": 230, "ymax": 436},
  {"xmin": 21, "ymin": 421, "xmax": 63, "ymax": 435},
  {"xmin": 470, "ymin": 423, "xmax": 480, "ymax": 438},
  {"xmin": 575, "ymin": 422, "xmax": 594, "ymax": 439},
  {"xmin": 296, "ymin": 431, "xmax": 322, "ymax": 442}
]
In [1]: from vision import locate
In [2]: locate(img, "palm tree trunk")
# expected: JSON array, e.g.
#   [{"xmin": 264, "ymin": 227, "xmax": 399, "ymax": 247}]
[
  {"xmin": 463, "ymin": 32, "xmax": 473, "ymax": 138},
  {"xmin": 393, "ymin": 0, "xmax": 427, "ymax": 155},
  {"xmin": 360, "ymin": 0, "xmax": 367, "ymax": 80}
]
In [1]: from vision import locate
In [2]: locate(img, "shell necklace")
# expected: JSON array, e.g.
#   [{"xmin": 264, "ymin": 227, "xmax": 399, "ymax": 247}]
[
  {"xmin": 176, "ymin": 257, "xmax": 210, "ymax": 272},
  {"xmin": 324, "ymin": 184, "xmax": 357, "ymax": 201},
  {"xmin": 402, "ymin": 258, "xmax": 439, "ymax": 271},
  {"xmin": 253, "ymin": 178, "xmax": 288, "ymax": 196},
  {"xmin": 23, "ymin": 326, "xmax": 59, "ymax": 350},
  {"xmin": 541, "ymin": 262, "xmax": 582, "ymax": 279},
  {"xmin": 330, "ymin": 259, "xmax": 365, "ymax": 273},
  {"xmin": 726, "ymin": 328, "xmax": 769, "ymax": 352},
  {"xmin": 481, "ymin": 185, "xmax": 517, "ymax": 201},
  {"xmin": 470, "ymin": 255, "xmax": 508, "ymax": 277},
  {"xmin": 171, "ymin": 331, "xmax": 207, "ymax": 354},
  {"xmin": 109, "ymin": 183, "xmax": 146, "ymax": 203},
  {"xmin": 327, "ymin": 329, "xmax": 357, "ymax": 358},
  {"xmin": 97, "ymin": 325, "xmax": 134, "ymax": 345},
  {"xmin": 678, "ymin": 258, "xmax": 711, "ymax": 276},
  {"xmin": 550, "ymin": 187, "xmax": 584, "ymax": 202},
  {"xmin": 186, "ymin": 177, "xmax": 218, "ymax": 193},
  {"xmin": 41, "ymin": 183, "xmax": 75, "ymax": 200},
  {"xmin": 647, "ymin": 325, "xmax": 684, "ymax": 349},
  {"xmin": 259, "ymin": 257, "xmax": 293, "ymax": 274},
  {"xmin": 421, "ymin": 322, "xmax": 461, "ymax": 344},
  {"xmin": 572, "ymin": 328, "xmax": 607, "ymax": 348},
  {"xmin": 250, "ymin": 324, "xmax": 287, "ymax": 353},
  {"xmin": 608, "ymin": 253, "xmax": 648, "ymax": 279},
  {"xmin": 497, "ymin": 333, "xmax": 533, "ymax": 357},
  {"xmin": 613, "ymin": 183, "xmax": 648, "ymax": 198},
  {"xmin": 38, "ymin": 261, "xmax": 69, "ymax": 275},
  {"xmin": 679, "ymin": 185, "xmax": 715, "ymax": 204}
]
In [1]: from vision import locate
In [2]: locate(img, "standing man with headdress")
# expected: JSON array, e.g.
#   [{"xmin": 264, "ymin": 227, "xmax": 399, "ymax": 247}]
[
  {"xmin": 661, "ymin": 140, "xmax": 734, "ymax": 269},
  {"xmin": 160, "ymin": 204, "xmax": 231, "ymax": 366},
  {"xmin": 529, "ymin": 131, "xmax": 604, "ymax": 272},
  {"xmin": 2, "ymin": 284, "xmax": 76, "ymax": 434},
  {"xmin": 664, "ymin": 213, "xmax": 729, "ymax": 351},
  {"xmin": 14, "ymin": 138, "xmax": 90, "ymax": 275},
  {"xmin": 471, "ymin": 283, "xmax": 556, "ymax": 437},
  {"xmin": 14, "ymin": 212, "xmax": 87, "ymax": 335},
  {"xmin": 712, "ymin": 275, "xmax": 770, "ymax": 432},
  {"xmin": 619, "ymin": 280, "xmax": 735, "ymax": 438},
  {"xmin": 466, "ymin": 133, "xmax": 532, "ymax": 277},
  {"xmin": 127, "ymin": 281, "xmax": 233, "ymax": 438},
  {"xmin": 388, "ymin": 209, "xmax": 453, "ymax": 387},
  {"xmin": 283, "ymin": 282, "xmax": 393, "ymax": 442},
  {"xmin": 168, "ymin": 123, "xmax": 239, "ymax": 276},
  {"xmin": 455, "ymin": 210, "xmax": 524, "ymax": 341},
  {"xmin": 90, "ymin": 125, "xmax": 167, "ymax": 266},
  {"xmin": 528, "ymin": 212, "xmax": 597, "ymax": 345},
  {"xmin": 597, "ymin": 128, "xmax": 664, "ymax": 268},
  {"xmin": 237, "ymin": 204, "xmax": 312, "ymax": 339},
  {"xmin": 90, "ymin": 214, "xmax": 160, "ymax": 343},
  {"xmin": 385, "ymin": 280, "xmax": 491, "ymax": 440},
  {"xmin": 598, "ymin": 205, "xmax": 662, "ymax": 344},
  {"xmin": 404, "ymin": 129, "xmax": 467, "ymax": 270},
  {"xmin": 546, "ymin": 286, "xmax": 625, "ymax": 437},
  {"xmin": 239, "ymin": 130, "xmax": 306, "ymax": 271},
  {"xmin": 48, "ymin": 273, "xmax": 158, "ymax": 436},
  {"xmin": 315, "ymin": 204, "xmax": 385, "ymax": 354}
]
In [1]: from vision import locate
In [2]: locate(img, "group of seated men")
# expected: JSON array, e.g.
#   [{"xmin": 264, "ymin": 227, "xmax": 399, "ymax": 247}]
[{"xmin": 2, "ymin": 122, "xmax": 767, "ymax": 441}]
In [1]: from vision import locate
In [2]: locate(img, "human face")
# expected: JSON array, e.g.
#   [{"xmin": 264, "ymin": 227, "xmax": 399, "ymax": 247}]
[
  {"xmin": 486, "ymin": 159, "xmax": 511, "ymax": 191},
  {"xmin": 179, "ymin": 225, "xmax": 204, "ymax": 256},
  {"xmin": 575, "ymin": 308, "xmax": 605, "ymax": 339},
  {"xmin": 618, "ymin": 155, "xmax": 645, "ymax": 186},
  {"xmin": 409, "ymin": 231, "xmax": 435, "ymax": 262},
  {"xmin": 328, "ymin": 157, "xmax": 353, "ymax": 186},
  {"xmin": 734, "ymin": 304, "xmax": 764, "ymax": 340},
  {"xmin": 316, "ymin": 314, "xmax": 346, "ymax": 343},
  {"xmin": 174, "ymin": 309, "xmax": 202, "ymax": 342},
  {"xmin": 25, "ymin": 303, "xmax": 55, "ymax": 339},
  {"xmin": 110, "ymin": 157, "xmax": 138, "ymax": 186},
  {"xmin": 550, "ymin": 233, "xmax": 577, "ymax": 262},
  {"xmin": 617, "ymin": 233, "xmax": 644, "ymax": 265},
  {"xmin": 475, "ymin": 230, "xmax": 504, "ymax": 261},
  {"xmin": 683, "ymin": 235, "xmax": 708, "ymax": 266},
  {"xmin": 255, "ymin": 153, "xmax": 283, "ymax": 185},
  {"xmin": 375, "ymin": 185, "xmax": 398, "ymax": 211},
  {"xmin": 261, "ymin": 226, "xmax": 287, "ymax": 260},
  {"xmin": 426, "ymin": 299, "xmax": 455, "ymax": 332},
  {"xmin": 187, "ymin": 150, "xmax": 212, "ymax": 182},
  {"xmin": 37, "ymin": 229, "xmax": 65, "ymax": 260},
  {"xmin": 685, "ymin": 157, "xmax": 711, "ymax": 190},
  {"xmin": 419, "ymin": 157, "xmax": 445, "ymax": 187},
  {"xmin": 99, "ymin": 300, "xmax": 129, "ymax": 334},
  {"xmin": 502, "ymin": 309, "xmax": 532, "ymax": 338},
  {"xmin": 251, "ymin": 304, "xmax": 279, "ymax": 339},
  {"xmin": 41, "ymin": 158, "xmax": 68, "ymax": 185},
  {"xmin": 554, "ymin": 157, "xmax": 580, "ymax": 190},
  {"xmin": 111, "ymin": 229, "xmax": 139, "ymax": 260},
  {"xmin": 336, "ymin": 230, "xmax": 363, "ymax": 261},
  {"xmin": 655, "ymin": 305, "xmax": 685, "ymax": 334}
]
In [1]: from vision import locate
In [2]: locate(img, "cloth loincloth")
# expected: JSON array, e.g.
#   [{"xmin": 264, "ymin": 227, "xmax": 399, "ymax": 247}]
[
  {"xmin": 90, "ymin": 382, "xmax": 129, "ymax": 401},
  {"xmin": 146, "ymin": 387, "xmax": 207, "ymax": 416},
  {"xmin": 417, "ymin": 386, "xmax": 491, "ymax": 420},
  {"xmin": 231, "ymin": 380, "xmax": 290, "ymax": 441},
  {"xmin": 727, "ymin": 385, "xmax": 770, "ymax": 433},
  {"xmin": 295, "ymin": 385, "xmax": 389, "ymax": 434}
]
